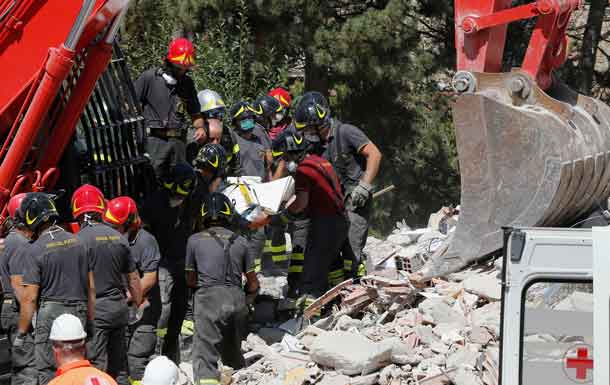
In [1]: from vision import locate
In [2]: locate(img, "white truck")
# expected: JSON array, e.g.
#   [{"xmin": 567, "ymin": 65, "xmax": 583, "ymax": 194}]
[{"xmin": 500, "ymin": 226, "xmax": 610, "ymax": 384}]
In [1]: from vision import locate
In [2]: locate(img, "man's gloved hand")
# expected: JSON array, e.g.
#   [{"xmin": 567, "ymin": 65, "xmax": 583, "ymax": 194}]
[
  {"xmin": 13, "ymin": 332, "xmax": 27, "ymax": 348},
  {"xmin": 350, "ymin": 181, "xmax": 373, "ymax": 208}
]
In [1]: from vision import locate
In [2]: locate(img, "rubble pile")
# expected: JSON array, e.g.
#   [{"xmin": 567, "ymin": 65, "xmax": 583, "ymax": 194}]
[{"xmin": 233, "ymin": 214, "xmax": 503, "ymax": 385}]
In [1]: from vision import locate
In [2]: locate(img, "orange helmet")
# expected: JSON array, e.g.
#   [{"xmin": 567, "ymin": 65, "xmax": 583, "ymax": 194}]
[
  {"xmin": 71, "ymin": 184, "xmax": 105, "ymax": 219},
  {"xmin": 103, "ymin": 197, "xmax": 141, "ymax": 228},
  {"xmin": 167, "ymin": 38, "xmax": 195, "ymax": 69},
  {"xmin": 269, "ymin": 87, "xmax": 292, "ymax": 108},
  {"xmin": 7, "ymin": 193, "xmax": 27, "ymax": 220}
]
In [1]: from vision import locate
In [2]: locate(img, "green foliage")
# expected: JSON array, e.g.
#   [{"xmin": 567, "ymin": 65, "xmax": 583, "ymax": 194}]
[{"xmin": 123, "ymin": 0, "xmax": 461, "ymax": 235}]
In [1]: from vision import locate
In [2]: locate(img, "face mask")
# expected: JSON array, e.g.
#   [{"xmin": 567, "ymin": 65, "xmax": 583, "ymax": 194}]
[
  {"xmin": 162, "ymin": 72, "xmax": 177, "ymax": 85},
  {"xmin": 287, "ymin": 161, "xmax": 298, "ymax": 174},
  {"xmin": 169, "ymin": 197, "xmax": 184, "ymax": 208},
  {"xmin": 272, "ymin": 112, "xmax": 285, "ymax": 126},
  {"xmin": 240, "ymin": 119, "xmax": 255, "ymax": 131}
]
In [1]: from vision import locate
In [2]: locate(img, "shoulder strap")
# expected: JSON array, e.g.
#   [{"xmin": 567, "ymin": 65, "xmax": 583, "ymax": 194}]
[{"xmin": 206, "ymin": 230, "xmax": 239, "ymax": 285}]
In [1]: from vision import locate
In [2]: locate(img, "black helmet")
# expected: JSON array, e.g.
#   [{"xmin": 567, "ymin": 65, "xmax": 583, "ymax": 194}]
[
  {"xmin": 272, "ymin": 131, "xmax": 310, "ymax": 157},
  {"xmin": 21, "ymin": 192, "xmax": 60, "ymax": 232},
  {"xmin": 298, "ymin": 91, "xmax": 329, "ymax": 110},
  {"xmin": 229, "ymin": 101, "xmax": 256, "ymax": 131},
  {"xmin": 201, "ymin": 192, "xmax": 234, "ymax": 225},
  {"xmin": 163, "ymin": 162, "xmax": 196, "ymax": 197},
  {"xmin": 193, "ymin": 143, "xmax": 226, "ymax": 176},
  {"xmin": 250, "ymin": 95, "xmax": 283, "ymax": 127},
  {"xmin": 294, "ymin": 96, "xmax": 331, "ymax": 131}
]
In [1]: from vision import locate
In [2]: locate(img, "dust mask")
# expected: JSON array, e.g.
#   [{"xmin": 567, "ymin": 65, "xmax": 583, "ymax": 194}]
[{"xmin": 169, "ymin": 197, "xmax": 184, "ymax": 208}]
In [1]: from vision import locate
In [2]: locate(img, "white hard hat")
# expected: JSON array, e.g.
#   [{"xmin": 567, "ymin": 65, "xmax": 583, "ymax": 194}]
[
  {"xmin": 49, "ymin": 314, "xmax": 87, "ymax": 341},
  {"xmin": 142, "ymin": 356, "xmax": 179, "ymax": 385},
  {"xmin": 198, "ymin": 89, "xmax": 226, "ymax": 114}
]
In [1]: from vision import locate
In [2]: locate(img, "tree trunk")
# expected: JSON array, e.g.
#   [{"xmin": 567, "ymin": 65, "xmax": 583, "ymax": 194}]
[
  {"xmin": 304, "ymin": 49, "xmax": 329, "ymax": 97},
  {"xmin": 579, "ymin": 0, "xmax": 607, "ymax": 95}
]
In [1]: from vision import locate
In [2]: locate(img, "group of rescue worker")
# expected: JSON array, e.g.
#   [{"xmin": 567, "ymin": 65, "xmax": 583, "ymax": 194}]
[{"xmin": 0, "ymin": 36, "xmax": 382, "ymax": 385}]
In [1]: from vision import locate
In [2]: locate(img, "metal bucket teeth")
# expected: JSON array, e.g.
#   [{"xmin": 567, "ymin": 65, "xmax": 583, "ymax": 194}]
[{"xmin": 418, "ymin": 71, "xmax": 610, "ymax": 280}]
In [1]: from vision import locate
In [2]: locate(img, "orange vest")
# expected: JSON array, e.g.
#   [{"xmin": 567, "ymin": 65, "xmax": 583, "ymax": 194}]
[{"xmin": 48, "ymin": 360, "xmax": 118, "ymax": 385}]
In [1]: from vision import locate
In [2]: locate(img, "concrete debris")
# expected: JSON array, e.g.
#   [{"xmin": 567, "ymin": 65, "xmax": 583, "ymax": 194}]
[
  {"xmin": 230, "ymin": 209, "xmax": 502, "ymax": 385},
  {"xmin": 462, "ymin": 273, "xmax": 501, "ymax": 301},
  {"xmin": 309, "ymin": 331, "xmax": 392, "ymax": 375}
]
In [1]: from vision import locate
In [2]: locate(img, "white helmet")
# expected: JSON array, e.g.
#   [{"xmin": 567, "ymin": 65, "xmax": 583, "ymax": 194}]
[
  {"xmin": 49, "ymin": 314, "xmax": 87, "ymax": 341},
  {"xmin": 198, "ymin": 89, "xmax": 226, "ymax": 118},
  {"xmin": 142, "ymin": 356, "xmax": 179, "ymax": 385}
]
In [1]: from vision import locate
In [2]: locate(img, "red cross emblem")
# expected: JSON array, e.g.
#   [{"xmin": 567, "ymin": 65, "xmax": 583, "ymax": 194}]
[{"xmin": 563, "ymin": 345, "xmax": 593, "ymax": 383}]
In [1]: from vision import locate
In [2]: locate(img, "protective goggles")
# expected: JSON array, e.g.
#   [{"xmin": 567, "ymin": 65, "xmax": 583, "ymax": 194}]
[{"xmin": 205, "ymin": 108, "xmax": 225, "ymax": 120}]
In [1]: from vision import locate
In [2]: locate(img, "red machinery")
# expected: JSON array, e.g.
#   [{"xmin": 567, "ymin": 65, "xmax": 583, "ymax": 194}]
[
  {"xmin": 0, "ymin": 0, "xmax": 143, "ymax": 222},
  {"xmin": 419, "ymin": 0, "xmax": 610, "ymax": 279}
]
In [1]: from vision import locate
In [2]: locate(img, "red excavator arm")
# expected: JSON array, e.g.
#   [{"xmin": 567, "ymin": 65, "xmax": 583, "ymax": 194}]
[
  {"xmin": 455, "ymin": 0, "xmax": 580, "ymax": 89},
  {"xmin": 0, "ymin": 0, "xmax": 129, "ymax": 217},
  {"xmin": 419, "ymin": 0, "xmax": 610, "ymax": 279}
]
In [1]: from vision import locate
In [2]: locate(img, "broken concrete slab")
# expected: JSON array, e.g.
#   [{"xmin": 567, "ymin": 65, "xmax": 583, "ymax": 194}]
[
  {"xmin": 418, "ymin": 298, "xmax": 467, "ymax": 327},
  {"xmin": 309, "ymin": 331, "xmax": 392, "ymax": 376},
  {"xmin": 470, "ymin": 302, "xmax": 501, "ymax": 337},
  {"xmin": 446, "ymin": 346, "xmax": 480, "ymax": 370},
  {"xmin": 452, "ymin": 368, "xmax": 484, "ymax": 385},
  {"xmin": 462, "ymin": 273, "xmax": 501, "ymax": 301}
]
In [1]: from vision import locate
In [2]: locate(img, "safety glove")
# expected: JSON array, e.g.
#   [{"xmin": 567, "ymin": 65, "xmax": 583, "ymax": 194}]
[{"xmin": 350, "ymin": 181, "xmax": 373, "ymax": 208}]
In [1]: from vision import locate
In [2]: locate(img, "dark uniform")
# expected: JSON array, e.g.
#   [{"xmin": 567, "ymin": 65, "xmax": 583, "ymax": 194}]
[
  {"xmin": 235, "ymin": 135, "xmax": 267, "ymax": 273},
  {"xmin": 140, "ymin": 189, "xmax": 192, "ymax": 363},
  {"xmin": 126, "ymin": 229, "xmax": 162, "ymax": 383},
  {"xmin": 0, "ymin": 230, "xmax": 36, "ymax": 385},
  {"xmin": 185, "ymin": 227, "xmax": 254, "ymax": 384},
  {"xmin": 134, "ymin": 68, "xmax": 200, "ymax": 181},
  {"xmin": 252, "ymin": 124, "xmax": 272, "ymax": 153},
  {"xmin": 295, "ymin": 154, "xmax": 349, "ymax": 297},
  {"xmin": 78, "ymin": 222, "xmax": 137, "ymax": 385},
  {"xmin": 323, "ymin": 119, "xmax": 372, "ymax": 278},
  {"xmin": 20, "ymin": 225, "xmax": 91, "ymax": 385}
]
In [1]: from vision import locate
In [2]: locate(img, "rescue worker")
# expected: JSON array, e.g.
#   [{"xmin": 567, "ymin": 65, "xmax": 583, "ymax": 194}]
[
  {"xmin": 271, "ymin": 132, "xmax": 348, "ymax": 305},
  {"xmin": 141, "ymin": 356, "xmax": 179, "ymax": 385},
  {"xmin": 140, "ymin": 163, "xmax": 197, "ymax": 364},
  {"xmin": 190, "ymin": 143, "xmax": 227, "ymax": 232},
  {"xmin": 185, "ymin": 193, "xmax": 259, "ymax": 385},
  {"xmin": 17, "ymin": 192, "xmax": 96, "ymax": 385},
  {"xmin": 103, "ymin": 197, "xmax": 161, "ymax": 385},
  {"xmin": 47, "ymin": 313, "xmax": 119, "ymax": 385},
  {"xmin": 134, "ymin": 37, "xmax": 204, "ymax": 181},
  {"xmin": 182, "ymin": 143, "xmax": 228, "ymax": 349},
  {"xmin": 230, "ymin": 101, "xmax": 267, "ymax": 272},
  {"xmin": 268, "ymin": 87, "xmax": 293, "ymax": 140},
  {"xmin": 294, "ymin": 93, "xmax": 382, "ymax": 279},
  {"xmin": 72, "ymin": 185, "xmax": 142, "ymax": 385},
  {"xmin": 231, "ymin": 101, "xmax": 267, "ymax": 180},
  {"xmin": 0, "ymin": 193, "xmax": 36, "ymax": 385}
]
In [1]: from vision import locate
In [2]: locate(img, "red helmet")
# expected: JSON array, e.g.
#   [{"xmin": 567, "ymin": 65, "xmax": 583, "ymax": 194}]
[
  {"xmin": 269, "ymin": 87, "xmax": 292, "ymax": 107},
  {"xmin": 167, "ymin": 38, "xmax": 195, "ymax": 69},
  {"xmin": 7, "ymin": 193, "xmax": 27, "ymax": 220},
  {"xmin": 103, "ymin": 197, "xmax": 141, "ymax": 228},
  {"xmin": 71, "ymin": 184, "xmax": 105, "ymax": 219}
]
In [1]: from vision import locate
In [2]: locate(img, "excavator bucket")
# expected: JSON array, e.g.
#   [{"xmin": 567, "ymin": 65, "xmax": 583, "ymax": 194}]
[{"xmin": 418, "ymin": 70, "xmax": 610, "ymax": 279}]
